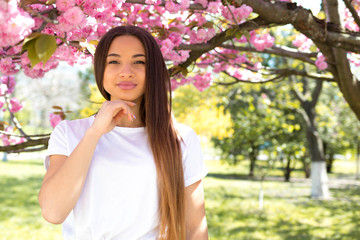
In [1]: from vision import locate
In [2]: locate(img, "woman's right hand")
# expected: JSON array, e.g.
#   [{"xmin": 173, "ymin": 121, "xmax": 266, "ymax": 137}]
[{"xmin": 90, "ymin": 100, "xmax": 136, "ymax": 135}]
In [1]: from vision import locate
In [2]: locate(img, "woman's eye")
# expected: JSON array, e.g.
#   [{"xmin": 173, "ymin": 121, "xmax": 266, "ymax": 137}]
[
  {"xmin": 108, "ymin": 60, "xmax": 119, "ymax": 64},
  {"xmin": 135, "ymin": 60, "xmax": 145, "ymax": 64}
]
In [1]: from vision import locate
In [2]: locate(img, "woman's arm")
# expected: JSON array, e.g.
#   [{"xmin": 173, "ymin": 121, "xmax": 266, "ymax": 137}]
[
  {"xmin": 38, "ymin": 128, "xmax": 102, "ymax": 224},
  {"xmin": 185, "ymin": 179, "xmax": 208, "ymax": 240},
  {"xmin": 38, "ymin": 100, "xmax": 136, "ymax": 224}
]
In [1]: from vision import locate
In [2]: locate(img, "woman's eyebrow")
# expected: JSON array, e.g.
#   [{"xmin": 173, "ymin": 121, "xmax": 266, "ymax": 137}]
[
  {"xmin": 107, "ymin": 53, "xmax": 146, "ymax": 58},
  {"xmin": 107, "ymin": 53, "xmax": 120, "ymax": 57}
]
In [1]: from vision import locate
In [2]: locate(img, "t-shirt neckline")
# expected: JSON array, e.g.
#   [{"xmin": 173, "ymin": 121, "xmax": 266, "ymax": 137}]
[{"xmin": 90, "ymin": 115, "xmax": 145, "ymax": 133}]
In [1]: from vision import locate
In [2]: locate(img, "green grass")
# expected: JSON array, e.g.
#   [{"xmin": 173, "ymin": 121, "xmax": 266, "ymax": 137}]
[
  {"xmin": 204, "ymin": 160, "xmax": 360, "ymax": 240},
  {"xmin": 0, "ymin": 157, "xmax": 359, "ymax": 239},
  {"xmin": 0, "ymin": 158, "xmax": 62, "ymax": 240}
]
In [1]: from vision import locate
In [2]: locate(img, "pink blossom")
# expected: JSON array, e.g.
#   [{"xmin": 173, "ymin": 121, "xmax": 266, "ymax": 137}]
[
  {"xmin": 20, "ymin": 52, "xmax": 31, "ymax": 66},
  {"xmin": 207, "ymin": 28, "xmax": 216, "ymax": 39},
  {"xmin": 9, "ymin": 97, "xmax": 23, "ymax": 113},
  {"xmin": 177, "ymin": 50, "xmax": 190, "ymax": 63},
  {"xmin": 0, "ymin": 125, "xmax": 25, "ymax": 145},
  {"xmin": 145, "ymin": 0, "xmax": 161, "ymax": 5},
  {"xmin": 315, "ymin": 53, "xmax": 328, "ymax": 70},
  {"xmin": 237, "ymin": 5, "xmax": 253, "ymax": 20},
  {"xmin": 63, "ymin": 6, "xmax": 85, "ymax": 26},
  {"xmin": 197, "ymin": 29, "xmax": 208, "ymax": 41},
  {"xmin": 56, "ymin": 15, "xmax": 74, "ymax": 32},
  {"xmin": 96, "ymin": 23, "xmax": 111, "ymax": 38},
  {"xmin": 189, "ymin": 28, "xmax": 215, "ymax": 44},
  {"xmin": 250, "ymin": 32, "xmax": 275, "ymax": 51},
  {"xmin": 213, "ymin": 63, "xmax": 225, "ymax": 73},
  {"xmin": 292, "ymin": 33, "xmax": 313, "ymax": 51},
  {"xmin": 0, "ymin": 99, "xmax": 4, "ymax": 109},
  {"xmin": 165, "ymin": 1, "xmax": 180, "ymax": 14},
  {"xmin": 168, "ymin": 32, "xmax": 182, "ymax": 46},
  {"xmin": 207, "ymin": 1, "xmax": 221, "ymax": 14},
  {"xmin": 236, "ymin": 54, "xmax": 247, "ymax": 64},
  {"xmin": 5, "ymin": 45, "xmax": 21, "ymax": 55},
  {"xmin": 193, "ymin": 73, "xmax": 212, "ymax": 91},
  {"xmin": 23, "ymin": 66, "xmax": 45, "ymax": 78},
  {"xmin": 33, "ymin": 57, "xmax": 59, "ymax": 72},
  {"xmin": 0, "ymin": 57, "xmax": 18, "ymax": 75},
  {"xmin": 160, "ymin": 39, "xmax": 175, "ymax": 57},
  {"xmin": 180, "ymin": 0, "xmax": 191, "ymax": 10},
  {"xmin": 194, "ymin": 13, "xmax": 207, "ymax": 25},
  {"xmin": 253, "ymin": 62, "xmax": 262, "ymax": 70},
  {"xmin": 56, "ymin": 0, "xmax": 75, "ymax": 12},
  {"xmin": 1, "ymin": 75, "xmax": 15, "ymax": 93},
  {"xmin": 49, "ymin": 113, "xmax": 62, "ymax": 128},
  {"xmin": 222, "ymin": 4, "xmax": 253, "ymax": 23},
  {"xmin": 82, "ymin": 0, "xmax": 103, "ymax": 17},
  {"xmin": 0, "ymin": 0, "xmax": 35, "ymax": 48}
]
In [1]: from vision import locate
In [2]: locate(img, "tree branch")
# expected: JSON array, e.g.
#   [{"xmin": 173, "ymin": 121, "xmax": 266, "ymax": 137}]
[
  {"xmin": 125, "ymin": 0, "xmax": 205, "ymax": 10},
  {"xmin": 9, "ymin": 145, "xmax": 47, "ymax": 153},
  {"xmin": 310, "ymin": 80, "xmax": 323, "ymax": 108},
  {"xmin": 289, "ymin": 75, "xmax": 307, "ymax": 103},
  {"xmin": 326, "ymin": 0, "xmax": 360, "ymax": 120},
  {"xmin": 0, "ymin": 130, "xmax": 50, "ymax": 138},
  {"xmin": 242, "ymin": 0, "xmax": 360, "ymax": 53},
  {"xmin": 219, "ymin": 44, "xmax": 317, "ymax": 65},
  {"xmin": 216, "ymin": 70, "xmax": 286, "ymax": 85},
  {"xmin": 4, "ymin": 93, "xmax": 30, "ymax": 140},
  {"xmin": 0, "ymin": 137, "xmax": 49, "ymax": 153}
]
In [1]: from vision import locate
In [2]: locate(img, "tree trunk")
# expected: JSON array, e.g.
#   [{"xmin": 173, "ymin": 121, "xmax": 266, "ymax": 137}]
[
  {"xmin": 284, "ymin": 157, "xmax": 292, "ymax": 182},
  {"xmin": 311, "ymin": 161, "xmax": 330, "ymax": 199},
  {"xmin": 249, "ymin": 146, "xmax": 257, "ymax": 177},
  {"xmin": 292, "ymin": 79, "xmax": 330, "ymax": 198},
  {"xmin": 324, "ymin": 0, "xmax": 360, "ymax": 122},
  {"xmin": 303, "ymin": 160, "xmax": 311, "ymax": 178},
  {"xmin": 326, "ymin": 152, "xmax": 335, "ymax": 173},
  {"xmin": 356, "ymin": 141, "xmax": 360, "ymax": 179}
]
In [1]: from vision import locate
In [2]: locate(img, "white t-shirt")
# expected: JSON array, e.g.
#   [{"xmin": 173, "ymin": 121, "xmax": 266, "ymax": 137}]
[{"xmin": 45, "ymin": 116, "xmax": 208, "ymax": 240}]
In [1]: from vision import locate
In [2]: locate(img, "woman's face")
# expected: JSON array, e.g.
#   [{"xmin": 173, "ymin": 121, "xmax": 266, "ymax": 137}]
[{"xmin": 103, "ymin": 35, "xmax": 146, "ymax": 103}]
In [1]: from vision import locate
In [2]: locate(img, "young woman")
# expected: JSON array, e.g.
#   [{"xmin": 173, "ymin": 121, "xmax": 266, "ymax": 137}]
[{"xmin": 38, "ymin": 26, "xmax": 208, "ymax": 240}]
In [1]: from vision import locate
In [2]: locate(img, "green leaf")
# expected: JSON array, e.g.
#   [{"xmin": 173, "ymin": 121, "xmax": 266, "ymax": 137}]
[
  {"xmin": 202, "ymin": 21, "xmax": 214, "ymax": 28},
  {"xmin": 168, "ymin": 27, "xmax": 181, "ymax": 33},
  {"xmin": 187, "ymin": 21, "xmax": 199, "ymax": 29},
  {"xmin": 35, "ymin": 34, "xmax": 57, "ymax": 65},
  {"xmin": 52, "ymin": 106, "xmax": 63, "ymax": 110},
  {"xmin": 243, "ymin": 30, "xmax": 251, "ymax": 42},
  {"xmin": 46, "ymin": 0, "xmax": 56, "ymax": 4},
  {"xmin": 225, "ymin": 27, "xmax": 239, "ymax": 37},
  {"xmin": 27, "ymin": 41, "xmax": 42, "ymax": 67},
  {"xmin": 235, "ymin": 31, "xmax": 243, "ymax": 39},
  {"xmin": 22, "ymin": 32, "xmax": 42, "ymax": 51},
  {"xmin": 181, "ymin": 67, "xmax": 188, "ymax": 77}
]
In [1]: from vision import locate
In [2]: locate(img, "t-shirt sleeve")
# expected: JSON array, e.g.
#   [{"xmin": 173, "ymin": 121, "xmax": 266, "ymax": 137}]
[
  {"xmin": 44, "ymin": 121, "xmax": 69, "ymax": 171},
  {"xmin": 182, "ymin": 129, "xmax": 208, "ymax": 187}
]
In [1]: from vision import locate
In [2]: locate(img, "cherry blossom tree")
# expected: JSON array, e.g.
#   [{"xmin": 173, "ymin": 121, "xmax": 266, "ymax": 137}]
[{"xmin": 1, "ymin": 0, "xmax": 360, "ymax": 198}]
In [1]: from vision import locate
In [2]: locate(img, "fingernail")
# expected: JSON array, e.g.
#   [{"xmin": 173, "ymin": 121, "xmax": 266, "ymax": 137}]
[{"xmin": 133, "ymin": 114, "xmax": 136, "ymax": 119}]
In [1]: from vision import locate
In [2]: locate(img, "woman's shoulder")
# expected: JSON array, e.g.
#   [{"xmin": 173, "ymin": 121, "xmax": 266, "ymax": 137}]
[
  {"xmin": 54, "ymin": 116, "xmax": 94, "ymax": 132},
  {"xmin": 174, "ymin": 123, "xmax": 198, "ymax": 141}
]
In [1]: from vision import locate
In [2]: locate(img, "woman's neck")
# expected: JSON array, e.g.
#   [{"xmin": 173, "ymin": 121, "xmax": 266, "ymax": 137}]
[{"xmin": 115, "ymin": 104, "xmax": 144, "ymax": 128}]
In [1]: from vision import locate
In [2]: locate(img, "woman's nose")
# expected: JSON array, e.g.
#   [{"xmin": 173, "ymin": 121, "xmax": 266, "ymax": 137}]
[{"xmin": 119, "ymin": 64, "xmax": 134, "ymax": 78}]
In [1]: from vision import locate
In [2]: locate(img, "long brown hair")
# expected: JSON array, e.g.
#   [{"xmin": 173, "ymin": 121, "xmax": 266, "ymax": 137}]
[{"xmin": 94, "ymin": 26, "xmax": 185, "ymax": 240}]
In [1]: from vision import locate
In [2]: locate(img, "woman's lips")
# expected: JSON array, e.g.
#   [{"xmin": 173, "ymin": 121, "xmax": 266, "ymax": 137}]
[{"xmin": 117, "ymin": 81, "xmax": 137, "ymax": 90}]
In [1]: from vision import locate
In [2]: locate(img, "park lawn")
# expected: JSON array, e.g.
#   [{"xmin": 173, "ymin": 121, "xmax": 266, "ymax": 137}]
[{"xmin": 0, "ymin": 157, "xmax": 359, "ymax": 240}]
